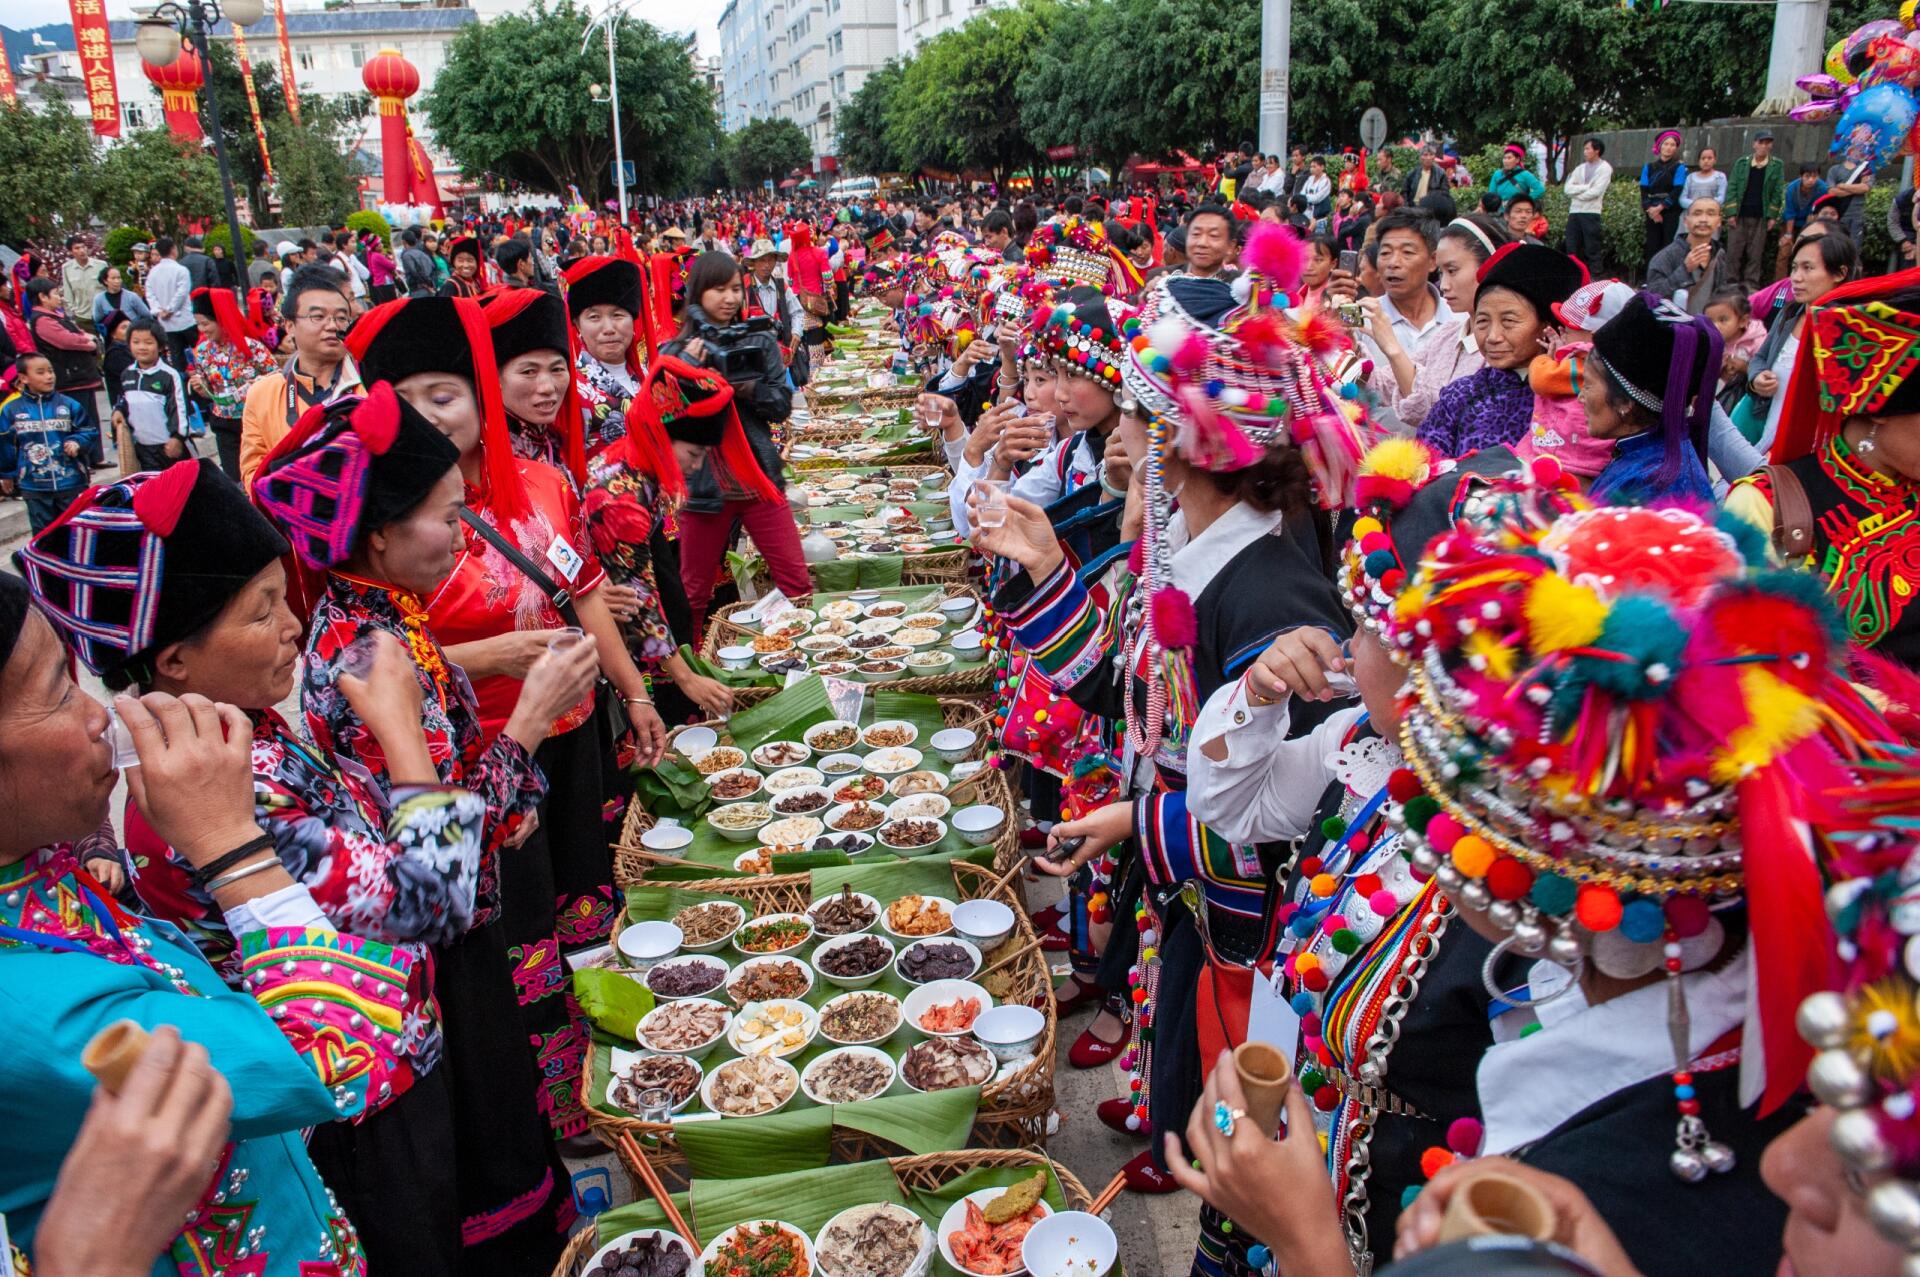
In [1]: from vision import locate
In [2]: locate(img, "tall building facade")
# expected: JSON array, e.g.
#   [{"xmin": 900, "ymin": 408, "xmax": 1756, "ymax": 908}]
[
  {"xmin": 897, "ymin": 0, "xmax": 1008, "ymax": 57},
  {"xmin": 719, "ymin": 0, "xmax": 894, "ymax": 168}
]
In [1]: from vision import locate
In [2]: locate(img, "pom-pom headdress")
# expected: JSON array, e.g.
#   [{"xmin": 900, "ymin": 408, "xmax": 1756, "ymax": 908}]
[
  {"xmin": 1771, "ymin": 267, "xmax": 1920, "ymax": 464},
  {"xmin": 1390, "ymin": 478, "xmax": 1907, "ymax": 1142},
  {"xmin": 1025, "ymin": 216, "xmax": 1143, "ymax": 296}
]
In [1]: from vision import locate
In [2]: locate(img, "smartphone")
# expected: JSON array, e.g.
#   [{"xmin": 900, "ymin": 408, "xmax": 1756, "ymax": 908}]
[{"xmin": 1338, "ymin": 249, "xmax": 1361, "ymax": 275}]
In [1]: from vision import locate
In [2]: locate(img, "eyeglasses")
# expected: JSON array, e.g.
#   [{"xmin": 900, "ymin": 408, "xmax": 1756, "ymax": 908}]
[{"xmin": 296, "ymin": 310, "xmax": 352, "ymax": 328}]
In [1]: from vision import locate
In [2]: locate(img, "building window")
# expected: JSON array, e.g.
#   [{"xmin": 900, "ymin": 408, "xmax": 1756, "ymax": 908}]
[
  {"xmin": 918, "ymin": 0, "xmax": 927, "ymax": 21},
  {"xmin": 939, "ymin": 0, "xmax": 950, "ymax": 13},
  {"xmin": 296, "ymin": 45, "xmax": 315, "ymax": 70},
  {"xmin": 124, "ymin": 102, "xmax": 150, "ymax": 128},
  {"xmin": 349, "ymin": 42, "xmax": 369, "ymax": 67}
]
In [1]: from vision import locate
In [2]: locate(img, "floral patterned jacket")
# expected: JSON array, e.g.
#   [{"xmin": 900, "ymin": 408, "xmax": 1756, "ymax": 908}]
[
  {"xmin": 303, "ymin": 573, "xmax": 546, "ymax": 932},
  {"xmin": 190, "ymin": 335, "xmax": 277, "ymax": 421},
  {"xmin": 574, "ymin": 352, "xmax": 634, "ymax": 456},
  {"xmin": 582, "ymin": 447, "xmax": 677, "ymax": 671}
]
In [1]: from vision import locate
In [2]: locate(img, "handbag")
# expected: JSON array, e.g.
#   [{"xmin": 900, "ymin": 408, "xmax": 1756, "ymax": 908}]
[
  {"xmin": 799, "ymin": 289, "xmax": 832, "ymax": 318},
  {"xmin": 456, "ymin": 509, "xmax": 632, "ymax": 747}
]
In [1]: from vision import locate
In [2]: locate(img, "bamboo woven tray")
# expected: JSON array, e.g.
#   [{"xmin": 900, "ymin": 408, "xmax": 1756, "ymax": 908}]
[{"xmin": 550, "ymin": 1148, "xmax": 1095, "ymax": 1276}]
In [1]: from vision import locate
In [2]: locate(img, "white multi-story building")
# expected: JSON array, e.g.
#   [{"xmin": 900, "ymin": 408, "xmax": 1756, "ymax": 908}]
[
  {"xmin": 720, "ymin": 0, "xmax": 892, "ymax": 168},
  {"xmin": 896, "ymin": 0, "xmax": 1005, "ymax": 58}
]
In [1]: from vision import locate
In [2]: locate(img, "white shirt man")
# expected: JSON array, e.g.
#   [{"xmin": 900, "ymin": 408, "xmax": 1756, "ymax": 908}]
[{"xmin": 145, "ymin": 253, "xmax": 196, "ymax": 337}]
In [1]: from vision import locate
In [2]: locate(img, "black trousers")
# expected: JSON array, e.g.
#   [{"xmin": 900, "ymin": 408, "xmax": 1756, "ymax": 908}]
[
  {"xmin": 1564, "ymin": 212, "xmax": 1604, "ymax": 275},
  {"xmin": 210, "ymin": 420, "xmax": 243, "ymax": 482}
]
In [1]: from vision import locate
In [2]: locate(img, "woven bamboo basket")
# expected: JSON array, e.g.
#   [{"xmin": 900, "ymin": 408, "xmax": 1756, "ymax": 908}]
[
  {"xmin": 578, "ymin": 861, "xmax": 1058, "ymax": 1189},
  {"xmin": 701, "ymin": 584, "xmax": 978, "ymax": 661},
  {"xmin": 899, "ymin": 547, "xmax": 970, "ymax": 585},
  {"xmin": 549, "ymin": 1149, "xmax": 1095, "ymax": 1277},
  {"xmin": 793, "ymin": 445, "xmax": 939, "ymax": 472}
]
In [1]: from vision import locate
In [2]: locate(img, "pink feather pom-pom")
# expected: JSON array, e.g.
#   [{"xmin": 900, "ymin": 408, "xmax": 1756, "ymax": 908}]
[
  {"xmin": 1445, "ymin": 1117, "xmax": 1485, "ymax": 1157},
  {"xmin": 1127, "ymin": 538, "xmax": 1146, "ymax": 577},
  {"xmin": 1151, "ymin": 587, "xmax": 1198, "ymax": 650},
  {"xmin": 1172, "ymin": 332, "xmax": 1211, "ymax": 373},
  {"xmin": 1242, "ymin": 222, "xmax": 1309, "ymax": 296}
]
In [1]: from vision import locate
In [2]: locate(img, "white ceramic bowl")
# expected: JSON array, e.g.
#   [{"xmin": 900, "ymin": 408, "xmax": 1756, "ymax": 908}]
[
  {"xmin": 810, "ymin": 830, "xmax": 877, "ymax": 857},
  {"xmin": 892, "ymin": 628, "xmax": 943, "ymax": 650},
  {"xmin": 640, "ymin": 821, "xmax": 695, "ymax": 854},
  {"xmin": 724, "ymin": 954, "xmax": 816, "ymax": 1005},
  {"xmin": 727, "ymin": 997, "xmax": 819, "ymax": 1059},
  {"xmin": 810, "ymin": 930, "xmax": 896, "ymax": 989},
  {"xmin": 817, "ymin": 989, "xmax": 905, "ymax": 1046},
  {"xmin": 616, "ymin": 920, "xmax": 682, "ymax": 967},
  {"xmin": 586, "ymin": 1229, "xmax": 698, "ymax": 1277},
  {"xmin": 972, "ymin": 1003, "xmax": 1046, "ymax": 1064},
  {"xmin": 803, "ymin": 719, "xmax": 864, "ymax": 754},
  {"xmin": 761, "ymin": 816, "xmax": 827, "ymax": 847},
  {"xmin": 952, "ymin": 804, "xmax": 1007, "ymax": 842},
  {"xmin": 952, "ymin": 899, "xmax": 1017, "ymax": 951},
  {"xmin": 690, "ymin": 745, "xmax": 749, "ymax": 776},
  {"xmin": 701, "ymin": 1220, "xmax": 815, "ymax": 1275},
  {"xmin": 635, "ymin": 997, "xmax": 731, "ymax": 1060},
  {"xmin": 880, "ymin": 895, "xmax": 957, "ymax": 940},
  {"xmin": 889, "ymin": 793, "xmax": 951, "ymax": 821},
  {"xmin": 877, "ymin": 815, "xmax": 948, "ymax": 854},
  {"xmin": 605, "ymin": 1052, "xmax": 705, "ymax": 1116},
  {"xmin": 800, "ymin": 1044, "xmax": 899, "ymax": 1106},
  {"xmin": 902, "ymin": 977, "xmax": 993, "ymax": 1038},
  {"xmin": 705, "ymin": 767, "xmax": 765, "ymax": 803},
  {"xmin": 889, "ymin": 770, "xmax": 950, "ymax": 797},
  {"xmin": 734, "ymin": 848, "xmax": 778, "ymax": 875},
  {"xmin": 731, "ymin": 911, "xmax": 816, "ymax": 957},
  {"xmin": 949, "ymin": 630, "xmax": 985, "ymax": 655},
  {"xmin": 929, "ymin": 728, "xmax": 977, "ymax": 762},
  {"xmin": 750, "ymin": 739, "xmax": 814, "ymax": 769},
  {"xmin": 807, "ymin": 891, "xmax": 885, "ymax": 938},
  {"xmin": 672, "ymin": 725, "xmax": 718, "ymax": 756},
  {"xmin": 824, "ymin": 801, "xmax": 891, "ymax": 836},
  {"xmin": 716, "ymin": 646, "xmax": 757, "ymax": 670},
  {"xmin": 863, "ymin": 746, "xmax": 925, "ymax": 776},
  {"xmin": 939, "ymin": 597, "xmax": 978, "ymax": 625},
  {"xmin": 905, "ymin": 651, "xmax": 957, "ymax": 674},
  {"xmin": 698, "ymin": 1060, "xmax": 802, "ymax": 1119},
  {"xmin": 939, "ymin": 1189, "xmax": 1053, "ymax": 1277},
  {"xmin": 861, "ymin": 719, "xmax": 921, "ymax": 749},
  {"xmin": 763, "ymin": 766, "xmax": 826, "ymax": 793},
  {"xmin": 816, "ymin": 752, "xmax": 865, "ymax": 776},
  {"xmin": 641, "ymin": 953, "xmax": 729, "ymax": 1000},
  {"xmin": 897, "ymin": 942, "xmax": 985, "ymax": 991},
  {"xmin": 765, "ymin": 784, "xmax": 835, "ymax": 821},
  {"xmin": 672, "ymin": 901, "xmax": 745, "ymax": 954},
  {"xmin": 1021, "ymin": 1212, "xmax": 1116, "ymax": 1277},
  {"xmin": 707, "ymin": 801, "xmax": 774, "ymax": 843},
  {"xmin": 815, "ymin": 1203, "xmax": 932, "ymax": 1277}
]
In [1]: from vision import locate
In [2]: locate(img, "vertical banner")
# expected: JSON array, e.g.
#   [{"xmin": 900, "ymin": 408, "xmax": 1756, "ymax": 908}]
[
  {"xmin": 0, "ymin": 31, "xmax": 17, "ymax": 106},
  {"xmin": 232, "ymin": 24, "xmax": 273, "ymax": 179},
  {"xmin": 68, "ymin": 0, "xmax": 121, "ymax": 137},
  {"xmin": 272, "ymin": 0, "xmax": 300, "ymax": 125}
]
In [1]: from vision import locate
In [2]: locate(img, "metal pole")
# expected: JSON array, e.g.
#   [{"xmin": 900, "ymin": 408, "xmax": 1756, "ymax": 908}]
[
  {"xmin": 1258, "ymin": 0, "xmax": 1289, "ymax": 158},
  {"xmin": 606, "ymin": 11, "xmax": 629, "ymax": 226},
  {"xmin": 189, "ymin": 7, "xmax": 249, "ymax": 300}
]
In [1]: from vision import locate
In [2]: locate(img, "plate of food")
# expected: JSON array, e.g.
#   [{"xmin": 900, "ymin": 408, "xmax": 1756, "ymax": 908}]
[
  {"xmin": 811, "ymin": 932, "xmax": 896, "ymax": 989},
  {"xmin": 700, "ymin": 1057, "xmax": 801, "ymax": 1119},
  {"xmin": 901, "ymin": 1036, "xmax": 996, "ymax": 1094},
  {"xmin": 889, "ymin": 793, "xmax": 951, "ymax": 821},
  {"xmin": 642, "ymin": 954, "xmax": 728, "ymax": 1000},
  {"xmin": 862, "ymin": 720, "xmax": 920, "ymax": 749},
  {"xmin": 877, "ymin": 817, "xmax": 946, "ymax": 852},
  {"xmin": 699, "ymin": 1220, "xmax": 815, "ymax": 1277},
  {"xmin": 725, "ymin": 955, "xmax": 815, "ymax": 1004},
  {"xmin": 896, "ymin": 939, "xmax": 984, "ymax": 987},
  {"xmin": 938, "ymin": 1176, "xmax": 1054, "ymax": 1277},
  {"xmin": 889, "ymin": 770, "xmax": 949, "ymax": 797},
  {"xmin": 727, "ymin": 998, "xmax": 818, "ymax": 1058},
  {"xmin": 810, "ymin": 831, "xmax": 875, "ymax": 856},
  {"xmin": 881, "ymin": 894, "xmax": 955, "ymax": 939},
  {"xmin": 635, "ymin": 997, "xmax": 731, "ymax": 1060},
  {"xmin": 584, "ymin": 1228, "xmax": 696, "ymax": 1277},
  {"xmin": 606, "ymin": 1051, "xmax": 704, "ymax": 1115},
  {"xmin": 808, "ymin": 886, "xmax": 882, "ymax": 936},
  {"xmin": 830, "ymin": 774, "xmax": 889, "ymax": 804},
  {"xmin": 814, "ymin": 1203, "xmax": 931, "ymax": 1277},
  {"xmin": 769, "ymin": 785, "xmax": 834, "ymax": 818},
  {"xmin": 761, "ymin": 816, "xmax": 826, "ymax": 846},
  {"xmin": 707, "ymin": 767, "xmax": 765, "ymax": 803},
  {"xmin": 818, "ymin": 990, "xmax": 904, "ymax": 1046},
  {"xmin": 818, "ymin": 753, "xmax": 864, "ymax": 776},
  {"xmin": 707, "ymin": 802, "xmax": 773, "ymax": 843},
  {"xmin": 672, "ymin": 901, "xmax": 746, "ymax": 953},
  {"xmin": 691, "ymin": 746, "xmax": 748, "ymax": 776},
  {"xmin": 733, "ymin": 913, "xmax": 815, "ymax": 956},
  {"xmin": 901, "ymin": 977, "xmax": 991, "ymax": 1035},
  {"xmin": 751, "ymin": 739, "xmax": 813, "ymax": 769},
  {"xmin": 803, "ymin": 720, "xmax": 862, "ymax": 753},
  {"xmin": 863, "ymin": 747, "xmax": 924, "ymax": 775},
  {"xmin": 800, "ymin": 1045, "xmax": 897, "ymax": 1105},
  {"xmin": 825, "ymin": 800, "xmax": 889, "ymax": 833},
  {"xmin": 763, "ymin": 766, "xmax": 826, "ymax": 793}
]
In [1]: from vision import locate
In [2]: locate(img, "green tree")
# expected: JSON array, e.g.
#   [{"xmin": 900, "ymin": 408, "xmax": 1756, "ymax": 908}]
[
  {"xmin": 889, "ymin": 2, "xmax": 1060, "ymax": 180},
  {"xmin": 268, "ymin": 94, "xmax": 368, "ymax": 226},
  {"xmin": 726, "ymin": 117, "xmax": 811, "ymax": 189},
  {"xmin": 835, "ymin": 60, "xmax": 907, "ymax": 176},
  {"xmin": 0, "ymin": 99, "xmax": 96, "ymax": 246},
  {"xmin": 94, "ymin": 128, "xmax": 223, "ymax": 241},
  {"xmin": 424, "ymin": 0, "xmax": 718, "ymax": 202}
]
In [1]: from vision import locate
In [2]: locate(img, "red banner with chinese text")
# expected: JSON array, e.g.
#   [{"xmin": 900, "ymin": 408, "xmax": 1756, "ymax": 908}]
[
  {"xmin": 232, "ymin": 24, "xmax": 273, "ymax": 179},
  {"xmin": 0, "ymin": 32, "xmax": 16, "ymax": 106},
  {"xmin": 272, "ymin": 0, "xmax": 300, "ymax": 125},
  {"xmin": 68, "ymin": 0, "xmax": 120, "ymax": 137}
]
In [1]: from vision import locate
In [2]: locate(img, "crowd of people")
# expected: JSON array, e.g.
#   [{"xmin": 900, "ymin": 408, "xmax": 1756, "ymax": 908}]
[{"xmin": 0, "ymin": 125, "xmax": 1917, "ymax": 1277}]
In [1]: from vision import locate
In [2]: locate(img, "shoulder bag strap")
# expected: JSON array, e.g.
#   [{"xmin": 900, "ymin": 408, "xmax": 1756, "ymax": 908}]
[
  {"xmin": 457, "ymin": 508, "xmax": 583, "ymax": 629},
  {"xmin": 1762, "ymin": 463, "xmax": 1816, "ymax": 561}
]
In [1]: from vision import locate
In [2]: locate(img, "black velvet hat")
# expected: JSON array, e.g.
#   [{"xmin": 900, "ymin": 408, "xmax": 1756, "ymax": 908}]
[
  {"xmin": 350, "ymin": 295, "xmax": 475, "ymax": 386},
  {"xmin": 0, "ymin": 571, "xmax": 31, "ymax": 676},
  {"xmin": 483, "ymin": 287, "xmax": 572, "ymax": 364},
  {"xmin": 1474, "ymin": 242, "xmax": 1589, "ymax": 324},
  {"xmin": 15, "ymin": 460, "xmax": 291, "ymax": 681},
  {"xmin": 564, "ymin": 255, "xmax": 643, "ymax": 321},
  {"xmin": 253, "ymin": 383, "xmax": 461, "ymax": 571}
]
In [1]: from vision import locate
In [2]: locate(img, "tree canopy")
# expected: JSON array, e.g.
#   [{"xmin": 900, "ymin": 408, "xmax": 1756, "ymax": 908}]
[
  {"xmin": 425, "ymin": 0, "xmax": 719, "ymax": 201},
  {"xmin": 835, "ymin": 61, "xmax": 907, "ymax": 176},
  {"xmin": 725, "ymin": 117, "xmax": 811, "ymax": 188},
  {"xmin": 0, "ymin": 100, "xmax": 96, "ymax": 245},
  {"xmin": 94, "ymin": 128, "xmax": 224, "ymax": 240}
]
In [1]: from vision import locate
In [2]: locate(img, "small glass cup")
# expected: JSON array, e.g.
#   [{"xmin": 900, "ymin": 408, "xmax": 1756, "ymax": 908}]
[
  {"xmin": 637, "ymin": 1086, "xmax": 675, "ymax": 1123},
  {"xmin": 547, "ymin": 626, "xmax": 588, "ymax": 654},
  {"xmin": 101, "ymin": 706, "xmax": 140, "ymax": 769},
  {"xmin": 972, "ymin": 478, "xmax": 1010, "ymax": 529}
]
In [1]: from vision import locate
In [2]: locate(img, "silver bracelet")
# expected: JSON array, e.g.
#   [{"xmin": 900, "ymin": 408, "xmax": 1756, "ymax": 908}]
[{"xmin": 205, "ymin": 855, "xmax": 282, "ymax": 893}]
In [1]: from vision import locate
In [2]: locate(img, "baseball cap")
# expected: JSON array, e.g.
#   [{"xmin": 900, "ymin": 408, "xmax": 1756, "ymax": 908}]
[
  {"xmin": 1755, "ymin": 128, "xmax": 1775, "ymax": 141},
  {"xmin": 1551, "ymin": 279, "xmax": 1636, "ymax": 332}
]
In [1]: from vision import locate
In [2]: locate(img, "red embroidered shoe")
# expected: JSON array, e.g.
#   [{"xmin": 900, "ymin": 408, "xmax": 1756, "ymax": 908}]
[
  {"xmin": 1096, "ymin": 1096, "xmax": 1145, "ymax": 1136},
  {"xmin": 1068, "ymin": 1019, "xmax": 1128, "ymax": 1069},
  {"xmin": 1054, "ymin": 975, "xmax": 1103, "ymax": 1015},
  {"xmin": 1033, "ymin": 903, "xmax": 1066, "ymax": 932},
  {"xmin": 1120, "ymin": 1149, "xmax": 1179, "ymax": 1194},
  {"xmin": 1020, "ymin": 827, "xmax": 1050, "ymax": 850}
]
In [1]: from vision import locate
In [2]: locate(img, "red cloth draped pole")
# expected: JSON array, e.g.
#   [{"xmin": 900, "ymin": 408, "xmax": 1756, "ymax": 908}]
[
  {"xmin": 361, "ymin": 49, "xmax": 420, "ymax": 207},
  {"xmin": 141, "ymin": 40, "xmax": 204, "ymax": 142},
  {"xmin": 68, "ymin": 0, "xmax": 121, "ymax": 137},
  {"xmin": 0, "ymin": 32, "xmax": 18, "ymax": 106},
  {"xmin": 232, "ymin": 24, "xmax": 273, "ymax": 181},
  {"xmin": 404, "ymin": 123, "xmax": 444, "ymax": 216},
  {"xmin": 272, "ymin": 0, "xmax": 300, "ymax": 125}
]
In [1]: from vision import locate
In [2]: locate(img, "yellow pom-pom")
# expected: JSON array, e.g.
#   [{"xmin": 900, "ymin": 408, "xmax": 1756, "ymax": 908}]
[
  {"xmin": 1310, "ymin": 873, "xmax": 1339, "ymax": 898},
  {"xmin": 1361, "ymin": 437, "xmax": 1433, "ymax": 484},
  {"xmin": 1905, "ymin": 0, "xmax": 1919, "ymax": 29},
  {"xmin": 1450, "ymin": 834, "xmax": 1496, "ymax": 878},
  {"xmin": 1351, "ymin": 516, "xmax": 1384, "ymax": 539},
  {"xmin": 1713, "ymin": 667, "xmax": 1823, "ymax": 782},
  {"xmin": 1463, "ymin": 629, "xmax": 1517, "ymax": 682},
  {"xmin": 1296, "ymin": 952, "xmax": 1321, "ymax": 974},
  {"xmin": 1525, "ymin": 573, "xmax": 1607, "ymax": 654}
]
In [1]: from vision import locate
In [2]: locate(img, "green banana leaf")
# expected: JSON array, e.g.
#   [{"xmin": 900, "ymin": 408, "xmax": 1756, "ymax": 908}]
[
  {"xmin": 808, "ymin": 556, "xmax": 905, "ymax": 592},
  {"xmin": 724, "ymin": 675, "xmax": 834, "ymax": 752},
  {"xmin": 680, "ymin": 643, "xmax": 781, "ymax": 689},
  {"xmin": 573, "ymin": 966, "xmax": 656, "ymax": 1039},
  {"xmin": 632, "ymin": 756, "xmax": 715, "ymax": 822}
]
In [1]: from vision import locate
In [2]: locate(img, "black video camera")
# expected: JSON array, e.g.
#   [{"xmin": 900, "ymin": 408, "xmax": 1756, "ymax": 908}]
[{"xmin": 695, "ymin": 315, "xmax": 775, "ymax": 376}]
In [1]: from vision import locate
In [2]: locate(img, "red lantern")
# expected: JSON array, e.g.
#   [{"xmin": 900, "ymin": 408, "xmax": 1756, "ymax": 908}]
[{"xmin": 141, "ymin": 42, "xmax": 205, "ymax": 141}]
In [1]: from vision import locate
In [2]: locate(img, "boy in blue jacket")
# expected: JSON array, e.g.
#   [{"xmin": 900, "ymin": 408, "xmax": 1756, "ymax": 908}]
[{"xmin": 1, "ymin": 351, "xmax": 99, "ymax": 533}]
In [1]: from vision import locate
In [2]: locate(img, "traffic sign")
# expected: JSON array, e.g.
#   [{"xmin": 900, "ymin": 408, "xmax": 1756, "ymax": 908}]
[
  {"xmin": 610, "ymin": 160, "xmax": 636, "ymax": 190},
  {"xmin": 1360, "ymin": 107, "xmax": 1387, "ymax": 153}
]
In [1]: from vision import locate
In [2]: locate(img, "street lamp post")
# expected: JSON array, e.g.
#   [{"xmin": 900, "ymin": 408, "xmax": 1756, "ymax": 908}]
[
  {"xmin": 136, "ymin": 0, "xmax": 264, "ymax": 300},
  {"xmin": 584, "ymin": 2, "xmax": 630, "ymax": 226}
]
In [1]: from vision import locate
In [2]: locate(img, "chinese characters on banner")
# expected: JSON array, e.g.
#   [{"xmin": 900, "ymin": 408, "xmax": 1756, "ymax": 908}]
[
  {"xmin": 273, "ymin": 0, "xmax": 301, "ymax": 125},
  {"xmin": 232, "ymin": 24, "xmax": 274, "ymax": 179},
  {"xmin": 0, "ymin": 32, "xmax": 15, "ymax": 106},
  {"xmin": 68, "ymin": 0, "xmax": 121, "ymax": 137}
]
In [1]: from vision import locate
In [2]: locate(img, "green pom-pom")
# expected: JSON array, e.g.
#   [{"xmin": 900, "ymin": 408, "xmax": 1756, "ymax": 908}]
[
  {"xmin": 1320, "ymin": 815, "xmax": 1348, "ymax": 840},
  {"xmin": 1300, "ymin": 1067, "xmax": 1326, "ymax": 1092},
  {"xmin": 1331, "ymin": 929, "xmax": 1361, "ymax": 954},
  {"xmin": 1401, "ymin": 1185, "xmax": 1424, "ymax": 1210},
  {"xmin": 1403, "ymin": 794, "xmax": 1440, "ymax": 832},
  {"xmin": 1529, "ymin": 872, "xmax": 1577, "ymax": 916}
]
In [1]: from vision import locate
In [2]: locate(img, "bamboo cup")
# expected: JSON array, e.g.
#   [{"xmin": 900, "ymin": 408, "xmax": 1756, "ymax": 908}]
[
  {"xmin": 1232, "ymin": 1041, "xmax": 1293, "ymax": 1136},
  {"xmin": 1435, "ymin": 1170, "xmax": 1556, "ymax": 1244},
  {"xmin": 82, "ymin": 1019, "xmax": 149, "ymax": 1095}
]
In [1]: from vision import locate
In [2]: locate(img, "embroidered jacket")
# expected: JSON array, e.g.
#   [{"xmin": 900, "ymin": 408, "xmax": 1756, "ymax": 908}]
[
  {"xmin": 0, "ymin": 848, "xmax": 410, "ymax": 1276},
  {"xmin": 189, "ymin": 336, "xmax": 277, "ymax": 422},
  {"xmin": 581, "ymin": 448, "xmax": 678, "ymax": 671},
  {"xmin": 574, "ymin": 352, "xmax": 633, "ymax": 456}
]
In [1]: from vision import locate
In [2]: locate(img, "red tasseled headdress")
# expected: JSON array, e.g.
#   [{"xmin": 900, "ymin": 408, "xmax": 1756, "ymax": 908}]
[
  {"xmin": 481, "ymin": 286, "xmax": 590, "ymax": 486},
  {"xmin": 192, "ymin": 286, "xmax": 269, "ymax": 346}
]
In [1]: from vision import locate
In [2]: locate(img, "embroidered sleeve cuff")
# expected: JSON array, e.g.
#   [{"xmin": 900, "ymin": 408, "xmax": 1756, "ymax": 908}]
[
  {"xmin": 1004, "ymin": 562, "xmax": 1103, "ymax": 688},
  {"xmin": 238, "ymin": 927, "xmax": 412, "ymax": 1115},
  {"xmin": 223, "ymin": 882, "xmax": 332, "ymax": 937},
  {"xmin": 1193, "ymin": 677, "xmax": 1293, "ymax": 769}
]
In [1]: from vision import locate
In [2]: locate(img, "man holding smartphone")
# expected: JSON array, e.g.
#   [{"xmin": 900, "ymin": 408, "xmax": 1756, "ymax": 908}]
[{"xmin": 1325, "ymin": 209, "xmax": 1456, "ymax": 435}]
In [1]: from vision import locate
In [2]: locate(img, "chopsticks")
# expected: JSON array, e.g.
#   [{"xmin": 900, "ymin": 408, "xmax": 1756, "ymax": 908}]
[
  {"xmin": 617, "ymin": 1132, "xmax": 700, "ymax": 1248},
  {"xmin": 1087, "ymin": 1170, "xmax": 1128, "ymax": 1217}
]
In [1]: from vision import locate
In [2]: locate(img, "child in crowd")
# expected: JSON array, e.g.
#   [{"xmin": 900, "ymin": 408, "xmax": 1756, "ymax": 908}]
[
  {"xmin": 0, "ymin": 352, "xmax": 97, "ymax": 533},
  {"xmin": 1514, "ymin": 279, "xmax": 1637, "ymax": 481},
  {"xmin": 112, "ymin": 319, "xmax": 192, "ymax": 472},
  {"xmin": 1703, "ymin": 287, "xmax": 1766, "ymax": 395}
]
